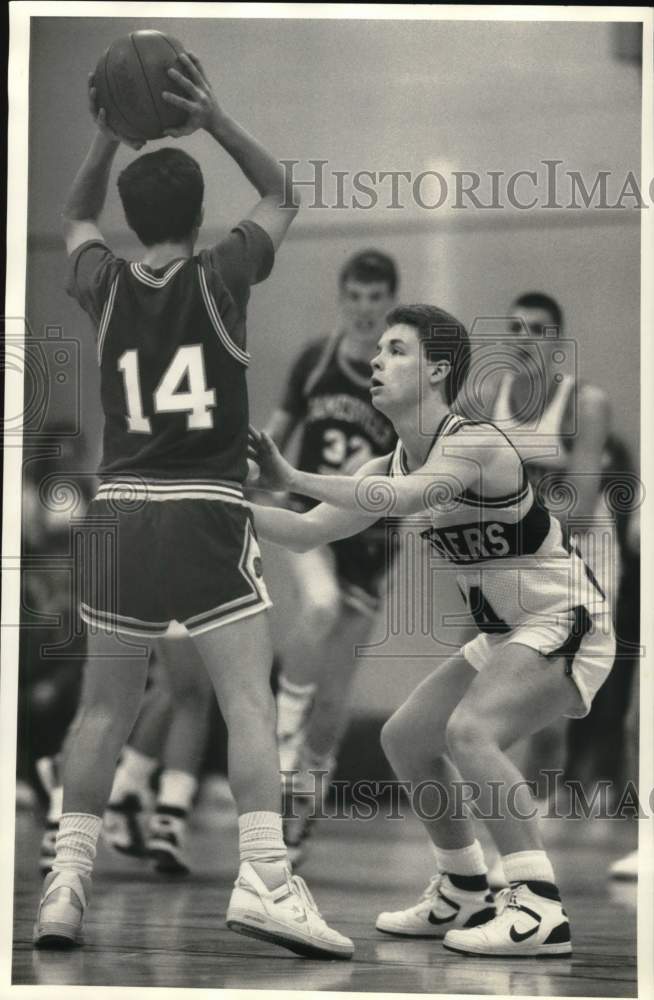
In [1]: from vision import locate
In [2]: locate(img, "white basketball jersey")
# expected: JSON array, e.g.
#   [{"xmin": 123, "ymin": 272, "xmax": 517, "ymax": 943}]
[{"xmin": 390, "ymin": 412, "xmax": 608, "ymax": 635}]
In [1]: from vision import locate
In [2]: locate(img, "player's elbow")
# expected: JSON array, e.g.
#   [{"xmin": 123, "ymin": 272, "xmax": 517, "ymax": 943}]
[{"xmin": 61, "ymin": 211, "xmax": 96, "ymax": 238}]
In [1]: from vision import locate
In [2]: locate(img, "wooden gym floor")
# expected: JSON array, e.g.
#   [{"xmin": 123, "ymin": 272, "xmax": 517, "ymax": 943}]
[{"xmin": 12, "ymin": 795, "xmax": 637, "ymax": 996}]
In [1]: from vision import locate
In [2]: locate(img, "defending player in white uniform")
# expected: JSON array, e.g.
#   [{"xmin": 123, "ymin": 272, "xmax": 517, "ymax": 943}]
[{"xmin": 249, "ymin": 303, "xmax": 616, "ymax": 958}]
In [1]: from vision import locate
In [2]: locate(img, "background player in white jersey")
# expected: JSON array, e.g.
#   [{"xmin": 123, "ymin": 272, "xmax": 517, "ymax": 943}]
[
  {"xmin": 33, "ymin": 57, "xmax": 352, "ymax": 960},
  {"xmin": 484, "ymin": 294, "xmax": 636, "ymax": 830},
  {"xmin": 249, "ymin": 303, "xmax": 615, "ymax": 958},
  {"xmin": 490, "ymin": 292, "xmax": 617, "ymax": 606},
  {"xmin": 264, "ymin": 251, "xmax": 397, "ymax": 859}
]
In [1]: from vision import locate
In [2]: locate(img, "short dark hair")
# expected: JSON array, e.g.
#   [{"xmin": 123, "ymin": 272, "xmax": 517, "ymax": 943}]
[
  {"xmin": 512, "ymin": 291, "xmax": 563, "ymax": 330},
  {"xmin": 339, "ymin": 249, "xmax": 399, "ymax": 295},
  {"xmin": 385, "ymin": 304, "xmax": 470, "ymax": 405},
  {"xmin": 117, "ymin": 148, "xmax": 204, "ymax": 246}
]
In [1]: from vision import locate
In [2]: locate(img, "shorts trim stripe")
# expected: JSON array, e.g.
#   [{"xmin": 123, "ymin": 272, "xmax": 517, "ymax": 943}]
[
  {"xmin": 80, "ymin": 598, "xmax": 272, "ymax": 637},
  {"xmin": 94, "ymin": 481, "xmax": 249, "ymax": 505},
  {"xmin": 198, "ymin": 264, "xmax": 251, "ymax": 366},
  {"xmin": 80, "ymin": 603, "xmax": 170, "ymax": 637},
  {"xmin": 185, "ymin": 596, "xmax": 272, "ymax": 636}
]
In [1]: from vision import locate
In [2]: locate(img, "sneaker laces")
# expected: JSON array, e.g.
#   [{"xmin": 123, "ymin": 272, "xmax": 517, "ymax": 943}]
[
  {"xmin": 420, "ymin": 873, "xmax": 444, "ymax": 901},
  {"xmin": 289, "ymin": 873, "xmax": 322, "ymax": 918},
  {"xmin": 494, "ymin": 886, "xmax": 521, "ymax": 915}
]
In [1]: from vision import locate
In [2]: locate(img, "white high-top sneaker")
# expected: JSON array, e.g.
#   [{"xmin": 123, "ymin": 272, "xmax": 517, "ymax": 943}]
[
  {"xmin": 226, "ymin": 862, "xmax": 353, "ymax": 959},
  {"xmin": 33, "ymin": 870, "xmax": 92, "ymax": 948},
  {"xmin": 376, "ymin": 873, "xmax": 495, "ymax": 938},
  {"xmin": 443, "ymin": 882, "xmax": 572, "ymax": 957}
]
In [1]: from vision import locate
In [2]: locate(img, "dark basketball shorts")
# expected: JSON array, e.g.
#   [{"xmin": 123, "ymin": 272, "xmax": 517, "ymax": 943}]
[
  {"xmin": 78, "ymin": 479, "xmax": 271, "ymax": 637},
  {"xmin": 286, "ymin": 496, "xmax": 396, "ymax": 617},
  {"xmin": 330, "ymin": 527, "xmax": 397, "ymax": 617}
]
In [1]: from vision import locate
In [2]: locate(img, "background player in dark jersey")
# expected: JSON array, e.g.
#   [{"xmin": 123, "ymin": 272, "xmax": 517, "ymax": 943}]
[
  {"xmin": 33, "ymin": 55, "xmax": 352, "ymax": 960},
  {"xmin": 264, "ymin": 251, "xmax": 397, "ymax": 859}
]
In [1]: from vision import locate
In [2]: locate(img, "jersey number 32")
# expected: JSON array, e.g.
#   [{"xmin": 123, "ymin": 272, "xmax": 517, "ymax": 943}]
[{"xmin": 118, "ymin": 345, "xmax": 216, "ymax": 432}]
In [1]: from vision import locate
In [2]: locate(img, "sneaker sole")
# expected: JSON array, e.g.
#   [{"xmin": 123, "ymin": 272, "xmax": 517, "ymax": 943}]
[
  {"xmin": 226, "ymin": 915, "xmax": 353, "ymax": 960},
  {"xmin": 376, "ymin": 924, "xmax": 445, "ymax": 939},
  {"xmin": 443, "ymin": 941, "xmax": 572, "ymax": 958}
]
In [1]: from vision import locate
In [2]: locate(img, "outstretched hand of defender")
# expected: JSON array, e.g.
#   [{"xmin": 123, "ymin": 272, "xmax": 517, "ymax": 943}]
[
  {"xmin": 88, "ymin": 74, "xmax": 145, "ymax": 150},
  {"xmin": 247, "ymin": 426, "xmax": 296, "ymax": 493},
  {"xmin": 162, "ymin": 52, "xmax": 223, "ymax": 137}
]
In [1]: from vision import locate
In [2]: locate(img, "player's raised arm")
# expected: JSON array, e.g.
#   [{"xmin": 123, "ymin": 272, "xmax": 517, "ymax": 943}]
[
  {"xmin": 163, "ymin": 52, "xmax": 299, "ymax": 251},
  {"xmin": 251, "ymin": 425, "xmax": 518, "ymax": 518},
  {"xmin": 62, "ymin": 76, "xmax": 145, "ymax": 256}
]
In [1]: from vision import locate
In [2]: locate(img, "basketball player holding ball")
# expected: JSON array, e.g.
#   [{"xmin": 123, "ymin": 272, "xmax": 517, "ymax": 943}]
[{"xmin": 33, "ymin": 48, "xmax": 353, "ymax": 960}]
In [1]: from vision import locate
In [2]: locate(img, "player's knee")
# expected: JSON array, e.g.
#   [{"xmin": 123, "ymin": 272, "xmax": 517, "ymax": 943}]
[
  {"xmin": 301, "ymin": 595, "xmax": 341, "ymax": 640},
  {"xmin": 445, "ymin": 708, "xmax": 486, "ymax": 758},
  {"xmin": 380, "ymin": 712, "xmax": 411, "ymax": 768}
]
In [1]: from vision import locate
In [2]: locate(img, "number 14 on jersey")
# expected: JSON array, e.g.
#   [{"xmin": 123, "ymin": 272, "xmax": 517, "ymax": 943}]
[{"xmin": 118, "ymin": 345, "xmax": 217, "ymax": 432}]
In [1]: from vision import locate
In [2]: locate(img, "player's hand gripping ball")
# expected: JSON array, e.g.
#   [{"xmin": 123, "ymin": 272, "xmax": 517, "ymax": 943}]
[{"xmin": 92, "ymin": 29, "xmax": 191, "ymax": 144}]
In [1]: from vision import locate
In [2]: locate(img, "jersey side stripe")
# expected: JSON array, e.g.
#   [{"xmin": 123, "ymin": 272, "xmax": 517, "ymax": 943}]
[
  {"xmin": 97, "ymin": 276, "xmax": 119, "ymax": 363},
  {"xmin": 197, "ymin": 264, "xmax": 250, "ymax": 366}
]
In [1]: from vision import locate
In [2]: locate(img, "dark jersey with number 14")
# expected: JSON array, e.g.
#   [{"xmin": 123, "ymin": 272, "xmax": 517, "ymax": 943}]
[{"xmin": 66, "ymin": 220, "xmax": 274, "ymax": 483}]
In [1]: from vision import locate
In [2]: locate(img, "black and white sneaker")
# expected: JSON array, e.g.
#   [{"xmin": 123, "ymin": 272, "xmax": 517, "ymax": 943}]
[
  {"xmin": 376, "ymin": 874, "xmax": 496, "ymax": 937},
  {"xmin": 444, "ymin": 881, "xmax": 572, "ymax": 957},
  {"xmin": 146, "ymin": 809, "xmax": 191, "ymax": 875},
  {"xmin": 103, "ymin": 794, "xmax": 148, "ymax": 857}
]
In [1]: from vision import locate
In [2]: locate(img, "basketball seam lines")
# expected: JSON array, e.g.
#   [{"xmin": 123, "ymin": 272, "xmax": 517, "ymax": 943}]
[
  {"xmin": 130, "ymin": 32, "xmax": 163, "ymax": 133},
  {"xmin": 102, "ymin": 48, "xmax": 142, "ymax": 136}
]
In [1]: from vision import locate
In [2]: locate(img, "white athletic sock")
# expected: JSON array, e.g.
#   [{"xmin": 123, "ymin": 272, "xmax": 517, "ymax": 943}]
[
  {"xmin": 502, "ymin": 850, "xmax": 556, "ymax": 886},
  {"xmin": 48, "ymin": 786, "xmax": 64, "ymax": 824},
  {"xmin": 432, "ymin": 840, "xmax": 488, "ymax": 877},
  {"xmin": 238, "ymin": 811, "xmax": 288, "ymax": 889},
  {"xmin": 52, "ymin": 813, "xmax": 102, "ymax": 877},
  {"xmin": 429, "ymin": 839, "xmax": 442, "ymax": 871},
  {"xmin": 157, "ymin": 770, "xmax": 197, "ymax": 814},
  {"xmin": 108, "ymin": 747, "xmax": 157, "ymax": 805},
  {"xmin": 276, "ymin": 676, "xmax": 316, "ymax": 739}
]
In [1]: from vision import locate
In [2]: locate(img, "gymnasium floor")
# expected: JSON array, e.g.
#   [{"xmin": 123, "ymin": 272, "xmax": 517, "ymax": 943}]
[{"xmin": 13, "ymin": 793, "xmax": 637, "ymax": 996}]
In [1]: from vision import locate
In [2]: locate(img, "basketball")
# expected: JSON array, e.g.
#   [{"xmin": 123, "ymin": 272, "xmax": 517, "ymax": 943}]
[{"xmin": 93, "ymin": 30, "xmax": 190, "ymax": 143}]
